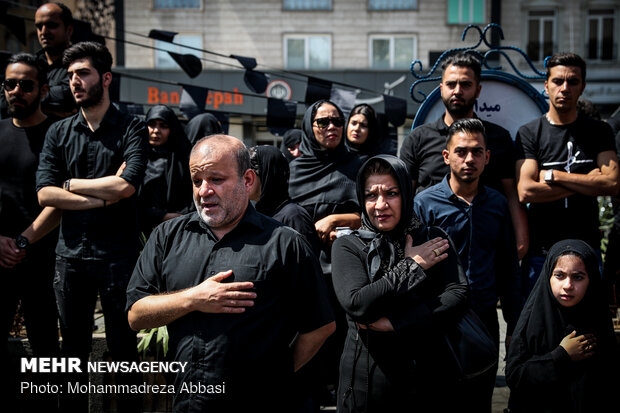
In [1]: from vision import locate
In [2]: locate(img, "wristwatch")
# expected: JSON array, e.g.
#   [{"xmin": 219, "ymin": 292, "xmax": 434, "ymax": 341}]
[
  {"xmin": 15, "ymin": 235, "xmax": 29, "ymax": 249},
  {"xmin": 544, "ymin": 169, "xmax": 554, "ymax": 184}
]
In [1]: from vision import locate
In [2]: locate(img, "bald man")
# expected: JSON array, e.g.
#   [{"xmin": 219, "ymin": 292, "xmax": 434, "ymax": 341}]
[{"xmin": 127, "ymin": 135, "xmax": 335, "ymax": 412}]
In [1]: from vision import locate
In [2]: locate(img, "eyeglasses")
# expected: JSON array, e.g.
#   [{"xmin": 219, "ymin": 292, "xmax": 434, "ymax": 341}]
[
  {"xmin": 2, "ymin": 79, "xmax": 37, "ymax": 93},
  {"xmin": 313, "ymin": 117, "xmax": 344, "ymax": 129}
]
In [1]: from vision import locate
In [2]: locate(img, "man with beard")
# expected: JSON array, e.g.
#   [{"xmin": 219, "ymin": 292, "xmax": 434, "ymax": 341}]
[
  {"xmin": 34, "ymin": 2, "xmax": 76, "ymax": 118},
  {"xmin": 414, "ymin": 119, "xmax": 522, "ymax": 413},
  {"xmin": 0, "ymin": 53, "xmax": 61, "ymax": 411},
  {"xmin": 515, "ymin": 53, "xmax": 619, "ymax": 294},
  {"xmin": 36, "ymin": 42, "xmax": 147, "ymax": 412},
  {"xmin": 127, "ymin": 135, "xmax": 335, "ymax": 413},
  {"xmin": 399, "ymin": 53, "xmax": 528, "ymax": 259}
]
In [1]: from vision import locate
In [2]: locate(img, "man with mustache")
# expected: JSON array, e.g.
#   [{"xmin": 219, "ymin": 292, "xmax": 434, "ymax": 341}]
[
  {"xmin": 0, "ymin": 53, "xmax": 61, "ymax": 411},
  {"xmin": 414, "ymin": 118, "xmax": 522, "ymax": 413},
  {"xmin": 515, "ymin": 52, "xmax": 620, "ymax": 295},
  {"xmin": 400, "ymin": 53, "xmax": 528, "ymax": 260},
  {"xmin": 36, "ymin": 41, "xmax": 147, "ymax": 412},
  {"xmin": 127, "ymin": 135, "xmax": 335, "ymax": 413},
  {"xmin": 34, "ymin": 2, "xmax": 76, "ymax": 118}
]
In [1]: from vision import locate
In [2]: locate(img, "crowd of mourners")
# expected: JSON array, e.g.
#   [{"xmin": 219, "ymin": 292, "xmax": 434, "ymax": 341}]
[{"xmin": 2, "ymin": 3, "xmax": 620, "ymax": 413}]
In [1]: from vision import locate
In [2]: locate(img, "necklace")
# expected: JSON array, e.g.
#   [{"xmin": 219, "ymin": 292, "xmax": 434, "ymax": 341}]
[{"xmin": 545, "ymin": 113, "xmax": 558, "ymax": 125}]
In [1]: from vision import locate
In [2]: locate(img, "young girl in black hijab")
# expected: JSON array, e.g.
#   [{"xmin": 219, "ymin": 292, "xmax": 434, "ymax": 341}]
[
  {"xmin": 139, "ymin": 105, "xmax": 193, "ymax": 238},
  {"xmin": 506, "ymin": 239, "xmax": 620, "ymax": 413}
]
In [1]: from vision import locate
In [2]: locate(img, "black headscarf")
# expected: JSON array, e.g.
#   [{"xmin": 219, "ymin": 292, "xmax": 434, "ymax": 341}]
[
  {"xmin": 288, "ymin": 100, "xmax": 362, "ymax": 221},
  {"xmin": 345, "ymin": 103, "xmax": 380, "ymax": 157},
  {"xmin": 280, "ymin": 129, "xmax": 303, "ymax": 162},
  {"xmin": 355, "ymin": 155, "xmax": 422, "ymax": 281},
  {"xmin": 184, "ymin": 112, "xmax": 223, "ymax": 146},
  {"xmin": 251, "ymin": 145, "xmax": 291, "ymax": 217},
  {"xmin": 506, "ymin": 239, "xmax": 620, "ymax": 412},
  {"xmin": 140, "ymin": 105, "xmax": 193, "ymax": 235}
]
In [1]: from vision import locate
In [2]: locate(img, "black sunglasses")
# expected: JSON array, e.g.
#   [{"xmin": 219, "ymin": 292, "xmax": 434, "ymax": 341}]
[
  {"xmin": 2, "ymin": 79, "xmax": 37, "ymax": 93},
  {"xmin": 314, "ymin": 117, "xmax": 344, "ymax": 129}
]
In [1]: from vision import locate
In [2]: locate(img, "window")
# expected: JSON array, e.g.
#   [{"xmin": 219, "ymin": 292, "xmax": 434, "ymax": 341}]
[
  {"xmin": 155, "ymin": 34, "xmax": 202, "ymax": 69},
  {"xmin": 527, "ymin": 10, "xmax": 556, "ymax": 62},
  {"xmin": 447, "ymin": 0, "xmax": 485, "ymax": 24},
  {"xmin": 370, "ymin": 35, "xmax": 417, "ymax": 69},
  {"xmin": 368, "ymin": 0, "xmax": 417, "ymax": 10},
  {"xmin": 284, "ymin": 35, "xmax": 331, "ymax": 69},
  {"xmin": 154, "ymin": 0, "xmax": 200, "ymax": 8},
  {"xmin": 587, "ymin": 9, "xmax": 615, "ymax": 60},
  {"xmin": 283, "ymin": 0, "xmax": 331, "ymax": 10}
]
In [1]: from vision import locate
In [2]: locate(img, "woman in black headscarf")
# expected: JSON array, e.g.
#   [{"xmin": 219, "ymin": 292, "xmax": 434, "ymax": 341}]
[
  {"xmin": 184, "ymin": 112, "xmax": 223, "ymax": 146},
  {"xmin": 280, "ymin": 128, "xmax": 303, "ymax": 162},
  {"xmin": 139, "ymin": 105, "xmax": 193, "ymax": 238},
  {"xmin": 331, "ymin": 155, "xmax": 468, "ymax": 412},
  {"xmin": 249, "ymin": 145, "xmax": 321, "ymax": 254},
  {"xmin": 345, "ymin": 103, "xmax": 380, "ymax": 159},
  {"xmin": 506, "ymin": 239, "xmax": 620, "ymax": 413}
]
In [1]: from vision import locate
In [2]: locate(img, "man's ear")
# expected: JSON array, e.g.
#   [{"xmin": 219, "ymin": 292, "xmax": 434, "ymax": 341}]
[
  {"xmin": 442, "ymin": 148, "xmax": 450, "ymax": 165},
  {"xmin": 39, "ymin": 83, "xmax": 50, "ymax": 100},
  {"xmin": 102, "ymin": 72, "xmax": 113, "ymax": 88},
  {"xmin": 243, "ymin": 169, "xmax": 256, "ymax": 191}
]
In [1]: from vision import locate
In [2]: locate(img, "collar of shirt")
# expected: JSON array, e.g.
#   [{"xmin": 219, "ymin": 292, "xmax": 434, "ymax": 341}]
[
  {"xmin": 437, "ymin": 174, "xmax": 489, "ymax": 205},
  {"xmin": 74, "ymin": 103, "xmax": 120, "ymax": 133},
  {"xmin": 185, "ymin": 202, "xmax": 266, "ymax": 241}
]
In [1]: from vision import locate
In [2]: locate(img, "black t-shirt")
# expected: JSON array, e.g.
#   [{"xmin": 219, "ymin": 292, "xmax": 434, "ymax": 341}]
[
  {"xmin": 515, "ymin": 114, "xmax": 616, "ymax": 254},
  {"xmin": 126, "ymin": 205, "xmax": 334, "ymax": 411},
  {"xmin": 399, "ymin": 115, "xmax": 516, "ymax": 194},
  {"xmin": 0, "ymin": 117, "xmax": 55, "ymax": 236}
]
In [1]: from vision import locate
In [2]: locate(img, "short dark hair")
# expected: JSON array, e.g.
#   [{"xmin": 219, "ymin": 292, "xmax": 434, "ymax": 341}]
[
  {"xmin": 193, "ymin": 135, "xmax": 251, "ymax": 178},
  {"xmin": 63, "ymin": 41, "xmax": 112, "ymax": 76},
  {"xmin": 6, "ymin": 53, "xmax": 47, "ymax": 87},
  {"xmin": 361, "ymin": 157, "xmax": 397, "ymax": 185},
  {"xmin": 446, "ymin": 118, "xmax": 487, "ymax": 147},
  {"xmin": 347, "ymin": 103, "xmax": 378, "ymax": 133},
  {"xmin": 546, "ymin": 52, "xmax": 587, "ymax": 81},
  {"xmin": 50, "ymin": 2, "xmax": 73, "ymax": 27},
  {"xmin": 442, "ymin": 52, "xmax": 481, "ymax": 83}
]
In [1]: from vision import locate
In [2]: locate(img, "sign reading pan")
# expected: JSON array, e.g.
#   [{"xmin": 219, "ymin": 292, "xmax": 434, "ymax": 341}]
[{"xmin": 413, "ymin": 71, "xmax": 548, "ymax": 140}]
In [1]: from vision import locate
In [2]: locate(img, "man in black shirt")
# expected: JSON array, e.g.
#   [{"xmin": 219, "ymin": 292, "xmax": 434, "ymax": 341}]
[
  {"xmin": 399, "ymin": 53, "xmax": 528, "ymax": 259},
  {"xmin": 516, "ymin": 52, "xmax": 620, "ymax": 294},
  {"xmin": 127, "ymin": 135, "xmax": 335, "ymax": 412},
  {"xmin": 1, "ymin": 53, "xmax": 61, "ymax": 410},
  {"xmin": 36, "ymin": 42, "xmax": 147, "ymax": 411},
  {"xmin": 34, "ymin": 2, "xmax": 76, "ymax": 118}
]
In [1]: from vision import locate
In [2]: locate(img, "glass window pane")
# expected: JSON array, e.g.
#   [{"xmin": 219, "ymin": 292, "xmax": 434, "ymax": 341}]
[
  {"xmin": 527, "ymin": 19, "xmax": 540, "ymax": 60},
  {"xmin": 368, "ymin": 0, "xmax": 417, "ymax": 11},
  {"xmin": 543, "ymin": 20, "xmax": 554, "ymax": 59},
  {"xmin": 602, "ymin": 17, "xmax": 614, "ymax": 60},
  {"xmin": 155, "ymin": 35, "xmax": 202, "ymax": 69},
  {"xmin": 588, "ymin": 19, "xmax": 598, "ymax": 59},
  {"xmin": 283, "ymin": 0, "xmax": 331, "ymax": 10},
  {"xmin": 372, "ymin": 38, "xmax": 390, "ymax": 69},
  {"xmin": 393, "ymin": 37, "xmax": 414, "ymax": 69},
  {"xmin": 472, "ymin": 0, "xmax": 485, "ymax": 23},
  {"xmin": 308, "ymin": 36, "xmax": 330, "ymax": 69},
  {"xmin": 154, "ymin": 0, "xmax": 200, "ymax": 9},
  {"xmin": 286, "ymin": 38, "xmax": 305, "ymax": 69}
]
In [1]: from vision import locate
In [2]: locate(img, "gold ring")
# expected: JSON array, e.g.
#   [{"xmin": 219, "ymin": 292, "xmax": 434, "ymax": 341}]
[{"xmin": 433, "ymin": 248, "xmax": 441, "ymax": 257}]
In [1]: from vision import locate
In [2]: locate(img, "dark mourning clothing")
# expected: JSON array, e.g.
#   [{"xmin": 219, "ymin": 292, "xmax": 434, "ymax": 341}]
[
  {"xmin": 126, "ymin": 205, "xmax": 334, "ymax": 412},
  {"xmin": 399, "ymin": 115, "xmax": 515, "ymax": 194},
  {"xmin": 414, "ymin": 176, "xmax": 522, "ymax": 335},
  {"xmin": 516, "ymin": 115, "xmax": 616, "ymax": 256},
  {"xmin": 252, "ymin": 145, "xmax": 321, "ymax": 254},
  {"xmin": 506, "ymin": 240, "xmax": 620, "ymax": 413},
  {"xmin": 280, "ymin": 128, "xmax": 302, "ymax": 162},
  {"xmin": 184, "ymin": 112, "xmax": 223, "ymax": 146},
  {"xmin": 332, "ymin": 155, "xmax": 468, "ymax": 412},
  {"xmin": 139, "ymin": 105, "xmax": 192, "ymax": 238},
  {"xmin": 345, "ymin": 107, "xmax": 381, "ymax": 159},
  {"xmin": 289, "ymin": 102, "xmax": 362, "ymax": 271},
  {"xmin": 36, "ymin": 50, "xmax": 76, "ymax": 116},
  {"xmin": 36, "ymin": 104, "xmax": 149, "ymax": 259}
]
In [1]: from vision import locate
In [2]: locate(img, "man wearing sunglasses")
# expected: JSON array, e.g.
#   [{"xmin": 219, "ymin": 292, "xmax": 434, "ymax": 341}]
[
  {"xmin": 34, "ymin": 2, "xmax": 76, "ymax": 118},
  {"xmin": 0, "ymin": 53, "xmax": 61, "ymax": 410}
]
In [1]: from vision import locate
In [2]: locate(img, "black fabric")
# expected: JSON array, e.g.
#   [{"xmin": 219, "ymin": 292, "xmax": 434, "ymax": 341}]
[
  {"xmin": 168, "ymin": 52, "xmax": 202, "ymax": 78},
  {"xmin": 36, "ymin": 50, "xmax": 77, "ymax": 116},
  {"xmin": 184, "ymin": 112, "xmax": 223, "ymax": 146},
  {"xmin": 36, "ymin": 104, "xmax": 148, "ymax": 259},
  {"xmin": 280, "ymin": 128, "xmax": 302, "ymax": 162},
  {"xmin": 179, "ymin": 84, "xmax": 208, "ymax": 120},
  {"xmin": 139, "ymin": 105, "xmax": 193, "ymax": 237},
  {"xmin": 399, "ymin": 114, "xmax": 515, "ymax": 194},
  {"xmin": 506, "ymin": 239, "xmax": 620, "ymax": 413},
  {"xmin": 345, "ymin": 104, "xmax": 381, "ymax": 159},
  {"xmin": 331, "ymin": 155, "xmax": 468, "ymax": 412},
  {"xmin": 126, "ymin": 206, "xmax": 334, "ymax": 412},
  {"xmin": 515, "ymin": 114, "xmax": 616, "ymax": 255},
  {"xmin": 252, "ymin": 145, "xmax": 321, "ymax": 255}
]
